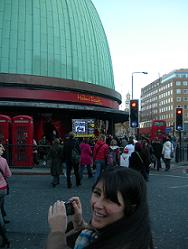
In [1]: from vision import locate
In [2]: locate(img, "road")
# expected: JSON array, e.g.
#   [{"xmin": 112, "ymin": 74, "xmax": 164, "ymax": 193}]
[{"xmin": 4, "ymin": 165, "xmax": 188, "ymax": 249}]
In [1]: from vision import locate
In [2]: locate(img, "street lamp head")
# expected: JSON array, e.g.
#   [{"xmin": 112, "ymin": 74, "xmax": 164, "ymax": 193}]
[
  {"xmin": 131, "ymin": 71, "xmax": 148, "ymax": 99},
  {"xmin": 132, "ymin": 71, "xmax": 148, "ymax": 75}
]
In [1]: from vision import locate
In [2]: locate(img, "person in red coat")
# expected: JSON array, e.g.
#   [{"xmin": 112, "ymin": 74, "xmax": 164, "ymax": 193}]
[
  {"xmin": 79, "ymin": 138, "xmax": 93, "ymax": 182},
  {"xmin": 93, "ymin": 134, "xmax": 109, "ymax": 182}
]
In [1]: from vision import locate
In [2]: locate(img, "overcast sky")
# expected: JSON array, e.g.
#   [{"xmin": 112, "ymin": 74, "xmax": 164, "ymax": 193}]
[{"xmin": 92, "ymin": 0, "xmax": 188, "ymax": 109}]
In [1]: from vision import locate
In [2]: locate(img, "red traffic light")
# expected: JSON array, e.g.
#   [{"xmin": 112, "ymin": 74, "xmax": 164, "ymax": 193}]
[
  {"xmin": 130, "ymin": 100, "xmax": 138, "ymax": 108},
  {"xmin": 175, "ymin": 107, "xmax": 183, "ymax": 131},
  {"xmin": 176, "ymin": 109, "xmax": 182, "ymax": 115},
  {"xmin": 131, "ymin": 102, "xmax": 137, "ymax": 108},
  {"xmin": 130, "ymin": 99, "xmax": 139, "ymax": 128}
]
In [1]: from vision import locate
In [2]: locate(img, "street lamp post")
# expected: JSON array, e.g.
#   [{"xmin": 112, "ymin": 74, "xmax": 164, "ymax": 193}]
[{"xmin": 131, "ymin": 72, "xmax": 148, "ymax": 99}]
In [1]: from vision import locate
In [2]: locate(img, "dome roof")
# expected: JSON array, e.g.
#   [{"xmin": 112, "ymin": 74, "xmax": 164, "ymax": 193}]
[{"xmin": 0, "ymin": 0, "xmax": 115, "ymax": 89}]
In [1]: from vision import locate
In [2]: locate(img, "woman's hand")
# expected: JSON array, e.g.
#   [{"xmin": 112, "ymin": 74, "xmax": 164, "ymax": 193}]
[
  {"xmin": 69, "ymin": 197, "xmax": 84, "ymax": 229},
  {"xmin": 48, "ymin": 200, "xmax": 67, "ymax": 233}
]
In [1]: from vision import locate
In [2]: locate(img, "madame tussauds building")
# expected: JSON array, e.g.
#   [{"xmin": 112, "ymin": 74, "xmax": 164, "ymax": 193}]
[{"xmin": 0, "ymin": 0, "xmax": 128, "ymax": 166}]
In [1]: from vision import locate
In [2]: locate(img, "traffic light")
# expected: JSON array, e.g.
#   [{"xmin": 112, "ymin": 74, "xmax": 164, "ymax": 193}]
[
  {"xmin": 130, "ymin": 99, "xmax": 139, "ymax": 128},
  {"xmin": 175, "ymin": 107, "xmax": 183, "ymax": 131}
]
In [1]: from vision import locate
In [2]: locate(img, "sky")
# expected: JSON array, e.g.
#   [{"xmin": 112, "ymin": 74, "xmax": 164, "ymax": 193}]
[{"xmin": 92, "ymin": 0, "xmax": 188, "ymax": 109}]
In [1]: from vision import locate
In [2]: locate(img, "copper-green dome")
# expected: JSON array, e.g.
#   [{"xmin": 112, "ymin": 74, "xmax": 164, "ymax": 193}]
[{"xmin": 0, "ymin": 0, "xmax": 115, "ymax": 89}]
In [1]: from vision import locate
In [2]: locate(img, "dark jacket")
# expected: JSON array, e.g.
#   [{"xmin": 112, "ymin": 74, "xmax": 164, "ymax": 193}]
[
  {"xmin": 152, "ymin": 141, "xmax": 163, "ymax": 159},
  {"xmin": 129, "ymin": 151, "xmax": 148, "ymax": 180},
  {"xmin": 63, "ymin": 139, "xmax": 80, "ymax": 162},
  {"xmin": 47, "ymin": 143, "xmax": 63, "ymax": 176}
]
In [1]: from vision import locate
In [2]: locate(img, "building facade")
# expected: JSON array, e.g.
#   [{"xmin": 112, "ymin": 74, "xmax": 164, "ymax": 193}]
[
  {"xmin": 140, "ymin": 68, "xmax": 188, "ymax": 136},
  {"xmin": 0, "ymin": 0, "xmax": 128, "ymax": 143}
]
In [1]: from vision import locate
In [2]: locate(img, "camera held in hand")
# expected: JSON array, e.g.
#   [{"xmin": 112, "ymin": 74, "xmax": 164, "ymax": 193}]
[{"xmin": 64, "ymin": 200, "xmax": 74, "ymax": 216}]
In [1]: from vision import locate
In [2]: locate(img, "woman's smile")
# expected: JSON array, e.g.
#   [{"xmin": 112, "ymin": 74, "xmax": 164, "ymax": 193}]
[{"xmin": 91, "ymin": 181, "xmax": 125, "ymax": 229}]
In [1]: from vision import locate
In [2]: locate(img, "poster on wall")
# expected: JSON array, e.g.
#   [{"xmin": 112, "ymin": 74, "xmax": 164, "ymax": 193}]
[{"xmin": 72, "ymin": 119, "xmax": 95, "ymax": 137}]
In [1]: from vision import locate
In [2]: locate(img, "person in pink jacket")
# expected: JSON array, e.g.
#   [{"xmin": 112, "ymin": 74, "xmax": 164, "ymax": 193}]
[
  {"xmin": 0, "ymin": 144, "xmax": 12, "ymax": 221},
  {"xmin": 79, "ymin": 138, "xmax": 93, "ymax": 182},
  {"xmin": 93, "ymin": 134, "xmax": 109, "ymax": 182},
  {"xmin": 0, "ymin": 144, "xmax": 12, "ymax": 247}
]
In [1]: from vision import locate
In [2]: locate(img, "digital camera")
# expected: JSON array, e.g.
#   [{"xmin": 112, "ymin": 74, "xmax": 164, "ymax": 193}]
[{"xmin": 64, "ymin": 200, "xmax": 74, "ymax": 216}]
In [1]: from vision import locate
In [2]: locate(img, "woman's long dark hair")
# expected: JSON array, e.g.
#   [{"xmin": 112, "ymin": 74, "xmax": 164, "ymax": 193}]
[{"xmin": 91, "ymin": 167, "xmax": 153, "ymax": 249}]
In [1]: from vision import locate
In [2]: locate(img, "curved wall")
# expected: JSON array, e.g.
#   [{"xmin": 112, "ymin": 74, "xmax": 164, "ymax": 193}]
[{"xmin": 0, "ymin": 0, "xmax": 114, "ymax": 89}]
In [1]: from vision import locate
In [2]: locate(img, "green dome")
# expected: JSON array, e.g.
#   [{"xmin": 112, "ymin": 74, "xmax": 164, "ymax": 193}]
[{"xmin": 0, "ymin": 0, "xmax": 114, "ymax": 89}]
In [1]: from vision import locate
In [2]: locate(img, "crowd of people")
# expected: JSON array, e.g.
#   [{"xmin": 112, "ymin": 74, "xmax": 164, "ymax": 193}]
[
  {"xmin": 39, "ymin": 131, "xmax": 175, "ymax": 187},
  {"xmin": 123, "ymin": 135, "xmax": 175, "ymax": 180},
  {"xmin": 43, "ymin": 132, "xmax": 123, "ymax": 188}
]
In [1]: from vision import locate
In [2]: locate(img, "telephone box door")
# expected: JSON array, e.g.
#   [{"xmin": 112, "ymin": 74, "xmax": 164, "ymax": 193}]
[
  {"xmin": 0, "ymin": 114, "xmax": 11, "ymax": 162},
  {"xmin": 0, "ymin": 114, "xmax": 11, "ymax": 145},
  {"xmin": 12, "ymin": 115, "xmax": 33, "ymax": 167}
]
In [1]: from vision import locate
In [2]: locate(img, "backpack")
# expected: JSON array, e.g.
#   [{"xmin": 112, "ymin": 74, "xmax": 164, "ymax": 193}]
[{"xmin": 107, "ymin": 148, "xmax": 118, "ymax": 167}]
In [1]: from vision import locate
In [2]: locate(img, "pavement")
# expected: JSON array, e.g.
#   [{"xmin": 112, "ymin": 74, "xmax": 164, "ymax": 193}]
[{"xmin": 10, "ymin": 159, "xmax": 188, "ymax": 175}]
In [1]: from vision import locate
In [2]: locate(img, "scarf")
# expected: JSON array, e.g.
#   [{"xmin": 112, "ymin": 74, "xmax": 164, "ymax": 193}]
[{"xmin": 74, "ymin": 229, "xmax": 98, "ymax": 249}]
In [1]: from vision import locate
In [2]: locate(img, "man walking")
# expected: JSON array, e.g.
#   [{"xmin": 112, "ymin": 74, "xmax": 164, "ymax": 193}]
[{"xmin": 63, "ymin": 132, "xmax": 81, "ymax": 188}]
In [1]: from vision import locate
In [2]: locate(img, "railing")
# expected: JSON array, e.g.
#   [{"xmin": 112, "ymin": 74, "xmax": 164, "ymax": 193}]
[
  {"xmin": 175, "ymin": 144, "xmax": 188, "ymax": 163},
  {"xmin": 3, "ymin": 144, "xmax": 51, "ymax": 167}
]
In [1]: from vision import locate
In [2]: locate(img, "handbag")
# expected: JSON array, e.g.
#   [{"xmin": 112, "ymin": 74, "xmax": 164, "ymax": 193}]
[
  {"xmin": 170, "ymin": 143, "xmax": 174, "ymax": 158},
  {"xmin": 170, "ymin": 151, "xmax": 174, "ymax": 158}
]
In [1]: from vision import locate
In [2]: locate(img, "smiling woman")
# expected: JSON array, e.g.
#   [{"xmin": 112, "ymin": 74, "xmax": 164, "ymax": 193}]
[{"xmin": 45, "ymin": 167, "xmax": 154, "ymax": 249}]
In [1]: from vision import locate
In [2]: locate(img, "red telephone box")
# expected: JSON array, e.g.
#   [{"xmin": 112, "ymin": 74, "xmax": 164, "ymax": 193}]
[
  {"xmin": 12, "ymin": 115, "xmax": 33, "ymax": 167},
  {"xmin": 0, "ymin": 114, "xmax": 11, "ymax": 145}
]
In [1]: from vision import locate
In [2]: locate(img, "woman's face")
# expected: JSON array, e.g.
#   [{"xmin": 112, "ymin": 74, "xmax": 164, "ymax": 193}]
[{"xmin": 90, "ymin": 181, "xmax": 125, "ymax": 229}]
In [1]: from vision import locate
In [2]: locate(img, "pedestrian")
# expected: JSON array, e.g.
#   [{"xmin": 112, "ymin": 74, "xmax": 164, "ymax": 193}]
[
  {"xmin": 152, "ymin": 138, "xmax": 163, "ymax": 171},
  {"xmin": 162, "ymin": 137, "xmax": 174, "ymax": 171},
  {"xmin": 79, "ymin": 138, "xmax": 93, "ymax": 182},
  {"xmin": 0, "ymin": 144, "xmax": 11, "ymax": 248},
  {"xmin": 39, "ymin": 136, "xmax": 49, "ymax": 166},
  {"xmin": 124, "ymin": 136, "xmax": 135, "ymax": 162},
  {"xmin": 46, "ymin": 167, "xmax": 154, "ymax": 249},
  {"xmin": 93, "ymin": 134, "xmax": 109, "ymax": 182},
  {"xmin": 141, "ymin": 139, "xmax": 152, "ymax": 178},
  {"xmin": 0, "ymin": 144, "xmax": 11, "ymax": 224},
  {"xmin": 106, "ymin": 139, "xmax": 120, "ymax": 167},
  {"xmin": 47, "ymin": 138, "xmax": 64, "ymax": 187},
  {"xmin": 33, "ymin": 139, "xmax": 39, "ymax": 166},
  {"xmin": 63, "ymin": 132, "xmax": 81, "ymax": 188},
  {"xmin": 121, "ymin": 135, "xmax": 128, "ymax": 147},
  {"xmin": 129, "ymin": 142, "xmax": 148, "ymax": 181}
]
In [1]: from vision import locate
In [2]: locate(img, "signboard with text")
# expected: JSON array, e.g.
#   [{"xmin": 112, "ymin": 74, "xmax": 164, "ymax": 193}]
[{"xmin": 72, "ymin": 119, "xmax": 95, "ymax": 137}]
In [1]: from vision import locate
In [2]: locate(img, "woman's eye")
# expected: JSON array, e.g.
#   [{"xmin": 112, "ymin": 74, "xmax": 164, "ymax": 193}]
[{"xmin": 93, "ymin": 190, "xmax": 101, "ymax": 196}]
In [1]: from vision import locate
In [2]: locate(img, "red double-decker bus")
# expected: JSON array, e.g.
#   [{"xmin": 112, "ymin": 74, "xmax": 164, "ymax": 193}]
[{"xmin": 139, "ymin": 119, "xmax": 166, "ymax": 141}]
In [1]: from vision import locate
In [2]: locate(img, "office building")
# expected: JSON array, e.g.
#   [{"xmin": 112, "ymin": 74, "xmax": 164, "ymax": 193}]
[{"xmin": 140, "ymin": 68, "xmax": 188, "ymax": 136}]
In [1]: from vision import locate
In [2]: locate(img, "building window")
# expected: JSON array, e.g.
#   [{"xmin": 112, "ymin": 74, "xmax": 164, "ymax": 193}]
[
  {"xmin": 183, "ymin": 81, "xmax": 188, "ymax": 86},
  {"xmin": 183, "ymin": 89, "xmax": 188, "ymax": 94},
  {"xmin": 176, "ymin": 89, "xmax": 181, "ymax": 94},
  {"xmin": 176, "ymin": 81, "xmax": 181, "ymax": 86},
  {"xmin": 176, "ymin": 97, "xmax": 181, "ymax": 102}
]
